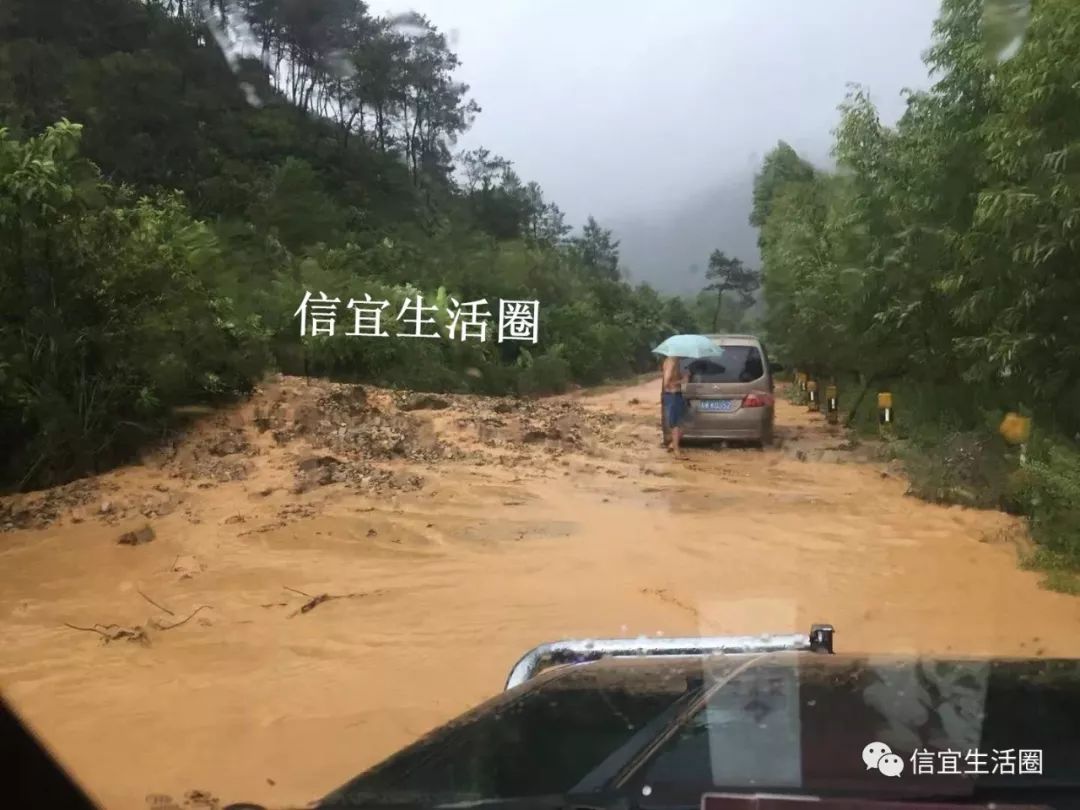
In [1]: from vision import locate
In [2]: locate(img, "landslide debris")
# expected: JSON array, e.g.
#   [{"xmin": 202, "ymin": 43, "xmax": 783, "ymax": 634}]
[{"xmin": 1, "ymin": 375, "xmax": 615, "ymax": 532}]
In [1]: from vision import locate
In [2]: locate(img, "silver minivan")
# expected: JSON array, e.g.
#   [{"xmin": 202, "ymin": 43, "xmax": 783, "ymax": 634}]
[{"xmin": 664, "ymin": 334, "xmax": 778, "ymax": 447}]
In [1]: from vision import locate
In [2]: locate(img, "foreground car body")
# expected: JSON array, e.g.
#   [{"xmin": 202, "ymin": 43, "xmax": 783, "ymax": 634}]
[{"xmin": 320, "ymin": 626, "xmax": 1080, "ymax": 809}]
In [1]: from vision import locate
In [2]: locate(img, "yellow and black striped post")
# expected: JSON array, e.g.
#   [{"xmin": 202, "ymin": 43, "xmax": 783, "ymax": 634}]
[
  {"xmin": 825, "ymin": 384, "xmax": 839, "ymax": 424},
  {"xmin": 999, "ymin": 412, "xmax": 1031, "ymax": 464},
  {"xmin": 807, "ymin": 380, "xmax": 820, "ymax": 412},
  {"xmin": 878, "ymin": 392, "xmax": 893, "ymax": 428}
]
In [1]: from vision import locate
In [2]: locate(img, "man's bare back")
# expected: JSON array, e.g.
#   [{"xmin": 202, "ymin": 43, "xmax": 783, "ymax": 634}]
[{"xmin": 661, "ymin": 355, "xmax": 683, "ymax": 392}]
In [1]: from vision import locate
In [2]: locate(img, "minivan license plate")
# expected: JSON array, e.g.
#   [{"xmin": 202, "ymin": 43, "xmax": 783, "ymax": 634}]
[{"xmin": 700, "ymin": 399, "xmax": 736, "ymax": 412}]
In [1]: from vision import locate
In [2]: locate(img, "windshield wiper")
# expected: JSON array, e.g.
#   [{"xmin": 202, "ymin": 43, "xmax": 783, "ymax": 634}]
[{"xmin": 566, "ymin": 676, "xmax": 709, "ymax": 795}]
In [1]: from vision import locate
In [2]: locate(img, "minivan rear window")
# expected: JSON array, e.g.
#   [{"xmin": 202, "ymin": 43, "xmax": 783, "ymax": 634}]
[{"xmin": 682, "ymin": 347, "xmax": 764, "ymax": 383}]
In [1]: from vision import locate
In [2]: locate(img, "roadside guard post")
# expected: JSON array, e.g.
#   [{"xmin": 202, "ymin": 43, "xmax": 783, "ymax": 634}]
[
  {"xmin": 807, "ymin": 380, "xmax": 820, "ymax": 412},
  {"xmin": 878, "ymin": 392, "xmax": 893, "ymax": 429},
  {"xmin": 796, "ymin": 372, "xmax": 808, "ymax": 404},
  {"xmin": 825, "ymin": 384, "xmax": 839, "ymax": 424}
]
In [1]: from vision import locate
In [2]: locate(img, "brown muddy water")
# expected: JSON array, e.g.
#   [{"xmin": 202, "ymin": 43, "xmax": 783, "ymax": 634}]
[{"xmin": 2, "ymin": 376, "xmax": 1078, "ymax": 809}]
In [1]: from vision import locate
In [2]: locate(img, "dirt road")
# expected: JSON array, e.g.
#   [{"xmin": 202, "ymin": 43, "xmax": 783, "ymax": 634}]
[{"xmin": 2, "ymin": 376, "xmax": 1079, "ymax": 809}]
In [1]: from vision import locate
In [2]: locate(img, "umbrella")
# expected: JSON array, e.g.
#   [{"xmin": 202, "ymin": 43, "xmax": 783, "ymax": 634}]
[{"xmin": 652, "ymin": 334, "xmax": 724, "ymax": 359}]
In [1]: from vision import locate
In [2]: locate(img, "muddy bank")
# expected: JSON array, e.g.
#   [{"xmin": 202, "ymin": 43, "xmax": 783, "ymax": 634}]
[{"xmin": 1, "ymin": 376, "xmax": 1078, "ymax": 809}]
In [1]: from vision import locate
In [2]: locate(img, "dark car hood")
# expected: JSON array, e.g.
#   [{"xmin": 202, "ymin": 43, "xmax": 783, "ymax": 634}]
[{"xmin": 320, "ymin": 652, "xmax": 1080, "ymax": 808}]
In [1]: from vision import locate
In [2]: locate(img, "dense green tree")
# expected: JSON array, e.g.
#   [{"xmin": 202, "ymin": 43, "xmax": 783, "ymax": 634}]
[
  {"xmin": 571, "ymin": 216, "xmax": 621, "ymax": 281},
  {"xmin": 0, "ymin": 121, "xmax": 268, "ymax": 487},
  {"xmin": 754, "ymin": 0, "xmax": 1080, "ymax": 572},
  {"xmin": 702, "ymin": 250, "xmax": 759, "ymax": 332},
  {"xmin": 749, "ymin": 140, "xmax": 815, "ymax": 238}
]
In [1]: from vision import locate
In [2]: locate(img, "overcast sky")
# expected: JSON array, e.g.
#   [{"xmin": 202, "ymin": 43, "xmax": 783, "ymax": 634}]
[{"xmin": 383, "ymin": 1, "xmax": 941, "ymax": 227}]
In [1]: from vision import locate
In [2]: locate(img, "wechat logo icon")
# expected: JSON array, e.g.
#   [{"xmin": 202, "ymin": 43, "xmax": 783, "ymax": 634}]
[{"xmin": 863, "ymin": 741, "xmax": 904, "ymax": 777}]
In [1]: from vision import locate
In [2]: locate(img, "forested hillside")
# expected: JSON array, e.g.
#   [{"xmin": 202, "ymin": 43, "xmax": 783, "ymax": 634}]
[
  {"xmin": 0, "ymin": 0, "xmax": 700, "ymax": 489},
  {"xmin": 754, "ymin": 0, "xmax": 1080, "ymax": 583}
]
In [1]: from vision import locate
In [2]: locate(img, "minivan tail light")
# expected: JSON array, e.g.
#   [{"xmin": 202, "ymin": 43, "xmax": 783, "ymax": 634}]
[{"xmin": 742, "ymin": 391, "xmax": 774, "ymax": 408}]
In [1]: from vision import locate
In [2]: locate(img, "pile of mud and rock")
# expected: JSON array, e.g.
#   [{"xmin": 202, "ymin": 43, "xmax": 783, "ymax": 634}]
[
  {"xmin": 0, "ymin": 478, "xmax": 103, "ymax": 532},
  {"xmin": 391, "ymin": 389, "xmax": 616, "ymax": 453},
  {"xmin": 1, "ymin": 375, "xmax": 617, "ymax": 531},
  {"xmin": 268, "ymin": 379, "xmax": 617, "ymax": 489},
  {"xmin": 139, "ymin": 378, "xmax": 463, "ymax": 497}
]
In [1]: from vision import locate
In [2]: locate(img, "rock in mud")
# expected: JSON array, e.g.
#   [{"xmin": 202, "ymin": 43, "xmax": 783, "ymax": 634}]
[
  {"xmin": 326, "ymin": 385, "xmax": 368, "ymax": 413},
  {"xmin": 392, "ymin": 472, "xmax": 424, "ymax": 491},
  {"xmin": 207, "ymin": 430, "xmax": 249, "ymax": 457},
  {"xmin": 212, "ymin": 459, "xmax": 253, "ymax": 481},
  {"xmin": 292, "ymin": 470, "xmax": 333, "ymax": 495},
  {"xmin": 182, "ymin": 789, "xmax": 220, "ymax": 809},
  {"xmin": 140, "ymin": 489, "xmax": 182, "ymax": 518},
  {"xmin": 522, "ymin": 427, "xmax": 551, "ymax": 443},
  {"xmin": 298, "ymin": 454, "xmax": 342, "ymax": 473},
  {"xmin": 117, "ymin": 525, "xmax": 156, "ymax": 546},
  {"xmin": 398, "ymin": 393, "xmax": 451, "ymax": 411}
]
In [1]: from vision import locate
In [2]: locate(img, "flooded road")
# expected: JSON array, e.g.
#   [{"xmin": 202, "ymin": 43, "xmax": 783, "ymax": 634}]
[{"xmin": 2, "ymin": 376, "xmax": 1079, "ymax": 809}]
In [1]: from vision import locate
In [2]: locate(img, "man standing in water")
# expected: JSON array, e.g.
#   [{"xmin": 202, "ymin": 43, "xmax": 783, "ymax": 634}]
[{"xmin": 661, "ymin": 354, "xmax": 686, "ymax": 457}]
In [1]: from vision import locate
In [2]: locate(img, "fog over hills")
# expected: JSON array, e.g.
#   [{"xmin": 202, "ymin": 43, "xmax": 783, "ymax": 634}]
[
  {"xmin": 608, "ymin": 137, "xmax": 843, "ymax": 297},
  {"xmin": 610, "ymin": 172, "xmax": 761, "ymax": 296},
  {"xmin": 400, "ymin": 1, "xmax": 939, "ymax": 297}
]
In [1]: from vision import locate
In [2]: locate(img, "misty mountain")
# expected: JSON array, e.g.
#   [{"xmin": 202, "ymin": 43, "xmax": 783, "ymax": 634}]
[{"xmin": 609, "ymin": 173, "xmax": 761, "ymax": 296}]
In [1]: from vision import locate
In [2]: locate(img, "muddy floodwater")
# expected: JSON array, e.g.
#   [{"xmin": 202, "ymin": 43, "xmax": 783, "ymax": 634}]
[{"xmin": 2, "ymin": 376, "xmax": 1079, "ymax": 809}]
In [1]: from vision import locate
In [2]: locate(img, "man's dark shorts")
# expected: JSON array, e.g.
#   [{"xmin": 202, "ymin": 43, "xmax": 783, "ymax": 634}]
[{"xmin": 662, "ymin": 391, "xmax": 687, "ymax": 429}]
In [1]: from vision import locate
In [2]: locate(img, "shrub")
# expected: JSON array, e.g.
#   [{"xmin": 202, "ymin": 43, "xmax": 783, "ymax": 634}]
[
  {"xmin": 517, "ymin": 354, "xmax": 572, "ymax": 397},
  {"xmin": 0, "ymin": 122, "xmax": 270, "ymax": 489}
]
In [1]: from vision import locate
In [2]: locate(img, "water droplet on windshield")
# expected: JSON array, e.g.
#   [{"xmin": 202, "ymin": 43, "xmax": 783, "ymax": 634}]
[
  {"xmin": 239, "ymin": 82, "xmax": 262, "ymax": 108},
  {"xmin": 387, "ymin": 12, "xmax": 429, "ymax": 38}
]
